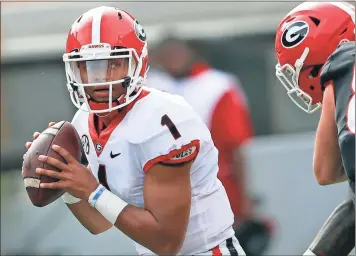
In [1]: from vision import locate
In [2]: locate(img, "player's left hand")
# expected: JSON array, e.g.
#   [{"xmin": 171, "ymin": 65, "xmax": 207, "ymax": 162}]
[{"xmin": 36, "ymin": 144, "xmax": 99, "ymax": 200}]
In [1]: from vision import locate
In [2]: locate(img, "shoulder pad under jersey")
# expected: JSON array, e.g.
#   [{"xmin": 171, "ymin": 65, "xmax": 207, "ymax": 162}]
[{"xmin": 320, "ymin": 41, "xmax": 355, "ymax": 88}]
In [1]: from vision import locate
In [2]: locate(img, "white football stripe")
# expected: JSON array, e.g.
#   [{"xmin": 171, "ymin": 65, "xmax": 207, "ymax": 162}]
[
  {"xmin": 52, "ymin": 121, "xmax": 64, "ymax": 129},
  {"xmin": 91, "ymin": 7, "xmax": 104, "ymax": 44},
  {"xmin": 24, "ymin": 178, "xmax": 41, "ymax": 188},
  {"xmin": 44, "ymin": 127, "xmax": 58, "ymax": 136}
]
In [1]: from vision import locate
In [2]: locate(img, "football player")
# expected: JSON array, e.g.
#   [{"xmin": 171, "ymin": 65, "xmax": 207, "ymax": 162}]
[
  {"xmin": 147, "ymin": 38, "xmax": 271, "ymax": 256},
  {"xmin": 275, "ymin": 2, "xmax": 355, "ymax": 256},
  {"xmin": 24, "ymin": 6, "xmax": 246, "ymax": 256}
]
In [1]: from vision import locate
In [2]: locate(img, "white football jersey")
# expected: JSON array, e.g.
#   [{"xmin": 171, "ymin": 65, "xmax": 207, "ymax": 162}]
[
  {"xmin": 147, "ymin": 69, "xmax": 247, "ymax": 128},
  {"xmin": 71, "ymin": 87, "xmax": 234, "ymax": 255}
]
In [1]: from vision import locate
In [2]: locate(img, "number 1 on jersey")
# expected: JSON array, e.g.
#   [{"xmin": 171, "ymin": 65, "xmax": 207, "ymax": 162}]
[
  {"xmin": 161, "ymin": 114, "xmax": 181, "ymax": 140},
  {"xmin": 98, "ymin": 164, "xmax": 111, "ymax": 191}
]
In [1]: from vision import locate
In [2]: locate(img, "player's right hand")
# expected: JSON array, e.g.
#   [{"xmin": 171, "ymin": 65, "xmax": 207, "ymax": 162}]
[{"xmin": 25, "ymin": 122, "xmax": 56, "ymax": 150}]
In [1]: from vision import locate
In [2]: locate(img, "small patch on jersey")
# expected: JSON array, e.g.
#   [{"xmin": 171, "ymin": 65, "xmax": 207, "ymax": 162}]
[
  {"xmin": 143, "ymin": 140, "xmax": 200, "ymax": 172},
  {"xmin": 170, "ymin": 146, "xmax": 197, "ymax": 161},
  {"xmin": 95, "ymin": 142, "xmax": 103, "ymax": 152},
  {"xmin": 81, "ymin": 135, "xmax": 90, "ymax": 154}
]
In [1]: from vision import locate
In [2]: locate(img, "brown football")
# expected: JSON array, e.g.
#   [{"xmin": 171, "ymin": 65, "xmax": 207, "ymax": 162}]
[{"xmin": 22, "ymin": 121, "xmax": 82, "ymax": 207}]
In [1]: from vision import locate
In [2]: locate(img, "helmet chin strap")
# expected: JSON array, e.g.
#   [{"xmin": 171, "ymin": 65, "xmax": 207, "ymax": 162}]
[
  {"xmin": 95, "ymin": 112, "xmax": 113, "ymax": 118},
  {"xmin": 293, "ymin": 47, "xmax": 309, "ymax": 86},
  {"xmin": 87, "ymin": 93, "xmax": 123, "ymax": 115},
  {"xmin": 88, "ymin": 98, "xmax": 120, "ymax": 117}
]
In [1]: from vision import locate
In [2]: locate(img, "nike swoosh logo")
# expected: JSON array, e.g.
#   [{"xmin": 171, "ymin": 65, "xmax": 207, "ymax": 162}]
[{"xmin": 110, "ymin": 152, "xmax": 121, "ymax": 158}]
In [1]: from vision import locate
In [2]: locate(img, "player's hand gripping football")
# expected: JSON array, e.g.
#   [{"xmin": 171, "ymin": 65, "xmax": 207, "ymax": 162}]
[
  {"xmin": 25, "ymin": 122, "xmax": 99, "ymax": 200},
  {"xmin": 36, "ymin": 144, "xmax": 99, "ymax": 200},
  {"xmin": 23, "ymin": 122, "xmax": 57, "ymax": 176},
  {"xmin": 25, "ymin": 122, "xmax": 56, "ymax": 150},
  {"xmin": 24, "ymin": 122, "xmax": 57, "ymax": 158}
]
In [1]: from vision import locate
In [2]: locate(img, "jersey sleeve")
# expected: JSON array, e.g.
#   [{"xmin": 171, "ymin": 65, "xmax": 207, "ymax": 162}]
[
  {"xmin": 210, "ymin": 87, "xmax": 254, "ymax": 150},
  {"xmin": 320, "ymin": 42, "xmax": 355, "ymax": 89},
  {"xmin": 70, "ymin": 108, "xmax": 91, "ymax": 165},
  {"xmin": 133, "ymin": 99, "xmax": 207, "ymax": 173}
]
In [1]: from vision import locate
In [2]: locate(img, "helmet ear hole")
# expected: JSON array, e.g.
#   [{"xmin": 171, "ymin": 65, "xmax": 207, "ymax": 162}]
[
  {"xmin": 309, "ymin": 85, "xmax": 315, "ymax": 90},
  {"xmin": 308, "ymin": 64, "xmax": 323, "ymax": 78}
]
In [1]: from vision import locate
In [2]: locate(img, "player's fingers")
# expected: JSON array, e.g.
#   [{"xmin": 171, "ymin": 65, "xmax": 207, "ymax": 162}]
[
  {"xmin": 25, "ymin": 142, "xmax": 32, "ymax": 149},
  {"xmin": 39, "ymin": 180, "xmax": 65, "ymax": 189},
  {"xmin": 38, "ymin": 155, "xmax": 68, "ymax": 171},
  {"xmin": 33, "ymin": 132, "xmax": 41, "ymax": 140},
  {"xmin": 48, "ymin": 122, "xmax": 56, "ymax": 127},
  {"xmin": 52, "ymin": 145, "xmax": 76, "ymax": 163},
  {"xmin": 36, "ymin": 167, "xmax": 64, "ymax": 180}
]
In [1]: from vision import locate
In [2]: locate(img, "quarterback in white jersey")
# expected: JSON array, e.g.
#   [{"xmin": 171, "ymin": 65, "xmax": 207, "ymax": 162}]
[{"xmin": 24, "ymin": 6, "xmax": 245, "ymax": 256}]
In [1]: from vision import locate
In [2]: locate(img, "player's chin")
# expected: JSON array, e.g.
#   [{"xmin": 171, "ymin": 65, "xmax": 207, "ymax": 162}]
[
  {"xmin": 92, "ymin": 89, "xmax": 125, "ymax": 99},
  {"xmin": 92, "ymin": 97, "xmax": 110, "ymax": 103},
  {"xmin": 90, "ymin": 96, "xmax": 122, "ymax": 104},
  {"xmin": 91, "ymin": 89, "xmax": 111, "ymax": 98}
]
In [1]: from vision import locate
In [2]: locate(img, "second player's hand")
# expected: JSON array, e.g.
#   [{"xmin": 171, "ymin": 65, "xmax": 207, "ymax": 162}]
[{"xmin": 35, "ymin": 144, "xmax": 99, "ymax": 200}]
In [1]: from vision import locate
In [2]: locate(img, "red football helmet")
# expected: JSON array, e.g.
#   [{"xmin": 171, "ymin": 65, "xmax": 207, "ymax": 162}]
[
  {"xmin": 63, "ymin": 6, "xmax": 149, "ymax": 113},
  {"xmin": 275, "ymin": 2, "xmax": 355, "ymax": 113}
]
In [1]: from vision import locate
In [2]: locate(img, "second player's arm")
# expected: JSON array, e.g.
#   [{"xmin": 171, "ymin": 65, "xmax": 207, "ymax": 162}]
[{"xmin": 313, "ymin": 84, "xmax": 348, "ymax": 185}]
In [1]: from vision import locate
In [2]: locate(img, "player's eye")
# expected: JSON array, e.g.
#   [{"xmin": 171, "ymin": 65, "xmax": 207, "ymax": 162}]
[{"xmin": 109, "ymin": 59, "xmax": 123, "ymax": 68}]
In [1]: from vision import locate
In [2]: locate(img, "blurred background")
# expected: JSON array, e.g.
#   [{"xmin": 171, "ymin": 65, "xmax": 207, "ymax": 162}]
[{"xmin": 1, "ymin": 1, "xmax": 353, "ymax": 255}]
